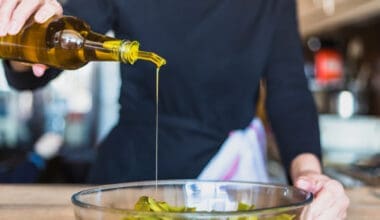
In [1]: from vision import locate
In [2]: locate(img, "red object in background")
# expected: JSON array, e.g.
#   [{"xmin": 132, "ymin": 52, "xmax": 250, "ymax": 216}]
[{"xmin": 315, "ymin": 49, "xmax": 343, "ymax": 84}]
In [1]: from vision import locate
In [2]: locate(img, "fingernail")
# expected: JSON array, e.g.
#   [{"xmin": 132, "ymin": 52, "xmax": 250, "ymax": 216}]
[
  {"xmin": 8, "ymin": 22, "xmax": 20, "ymax": 35},
  {"xmin": 296, "ymin": 179, "xmax": 310, "ymax": 190},
  {"xmin": 34, "ymin": 13, "xmax": 44, "ymax": 23},
  {"xmin": 0, "ymin": 24, "xmax": 8, "ymax": 36},
  {"xmin": 33, "ymin": 65, "xmax": 45, "ymax": 77},
  {"xmin": 35, "ymin": 11, "xmax": 50, "ymax": 23}
]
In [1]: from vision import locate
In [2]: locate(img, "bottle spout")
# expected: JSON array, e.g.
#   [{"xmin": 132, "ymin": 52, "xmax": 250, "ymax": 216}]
[
  {"xmin": 122, "ymin": 41, "xmax": 166, "ymax": 68},
  {"xmin": 137, "ymin": 51, "xmax": 166, "ymax": 68}
]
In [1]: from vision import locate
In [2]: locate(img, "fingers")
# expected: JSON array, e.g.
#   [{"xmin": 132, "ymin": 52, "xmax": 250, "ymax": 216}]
[
  {"xmin": 34, "ymin": 0, "xmax": 63, "ymax": 23},
  {"xmin": 299, "ymin": 177, "xmax": 350, "ymax": 220},
  {"xmin": 0, "ymin": 0, "xmax": 20, "ymax": 36},
  {"xmin": 337, "ymin": 190, "xmax": 350, "ymax": 219},
  {"xmin": 32, "ymin": 64, "xmax": 48, "ymax": 77},
  {"xmin": 8, "ymin": 0, "xmax": 42, "ymax": 34},
  {"xmin": 295, "ymin": 174, "xmax": 330, "ymax": 194},
  {"xmin": 0, "ymin": 0, "xmax": 63, "ymax": 36},
  {"xmin": 315, "ymin": 208, "xmax": 342, "ymax": 220},
  {"xmin": 308, "ymin": 180, "xmax": 339, "ymax": 218},
  {"xmin": 311, "ymin": 191, "xmax": 349, "ymax": 220}
]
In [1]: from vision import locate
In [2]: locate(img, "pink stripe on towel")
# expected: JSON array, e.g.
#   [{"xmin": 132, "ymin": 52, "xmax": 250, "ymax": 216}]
[{"xmin": 222, "ymin": 155, "xmax": 240, "ymax": 180}]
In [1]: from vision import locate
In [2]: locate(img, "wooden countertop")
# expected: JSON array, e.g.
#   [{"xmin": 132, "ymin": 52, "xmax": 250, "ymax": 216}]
[
  {"xmin": 0, "ymin": 184, "xmax": 84, "ymax": 220},
  {"xmin": 0, "ymin": 184, "xmax": 379, "ymax": 220}
]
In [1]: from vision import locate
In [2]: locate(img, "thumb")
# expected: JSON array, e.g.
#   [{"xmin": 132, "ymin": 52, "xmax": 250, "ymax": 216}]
[
  {"xmin": 295, "ymin": 177, "xmax": 322, "ymax": 194},
  {"xmin": 32, "ymin": 64, "xmax": 48, "ymax": 77}
]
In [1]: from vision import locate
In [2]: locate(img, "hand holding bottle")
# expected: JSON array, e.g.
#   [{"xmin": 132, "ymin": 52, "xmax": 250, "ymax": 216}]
[
  {"xmin": 0, "ymin": 0, "xmax": 63, "ymax": 77},
  {"xmin": 0, "ymin": 1, "xmax": 165, "ymax": 74}
]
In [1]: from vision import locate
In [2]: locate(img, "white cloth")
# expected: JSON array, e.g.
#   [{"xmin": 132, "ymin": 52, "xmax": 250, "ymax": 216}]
[{"xmin": 198, "ymin": 118, "xmax": 269, "ymax": 182}]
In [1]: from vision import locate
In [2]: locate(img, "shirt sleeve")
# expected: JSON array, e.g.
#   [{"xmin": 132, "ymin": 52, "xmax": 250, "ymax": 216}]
[
  {"xmin": 3, "ymin": 60, "xmax": 61, "ymax": 90},
  {"xmin": 263, "ymin": 0, "xmax": 322, "ymax": 181}
]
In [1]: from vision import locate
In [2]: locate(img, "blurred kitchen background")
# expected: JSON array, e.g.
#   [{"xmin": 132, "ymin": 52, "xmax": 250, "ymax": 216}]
[
  {"xmin": 0, "ymin": 0, "xmax": 380, "ymax": 185},
  {"xmin": 0, "ymin": 52, "xmax": 121, "ymax": 183}
]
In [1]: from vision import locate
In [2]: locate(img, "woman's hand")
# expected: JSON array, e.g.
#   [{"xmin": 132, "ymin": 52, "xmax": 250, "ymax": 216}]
[
  {"xmin": 291, "ymin": 153, "xmax": 350, "ymax": 219},
  {"xmin": 295, "ymin": 173, "xmax": 350, "ymax": 220},
  {"xmin": 0, "ymin": 0, "xmax": 63, "ymax": 76}
]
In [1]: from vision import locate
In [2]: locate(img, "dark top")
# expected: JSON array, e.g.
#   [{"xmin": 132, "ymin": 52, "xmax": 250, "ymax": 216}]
[{"xmin": 4, "ymin": 0, "xmax": 321, "ymax": 184}]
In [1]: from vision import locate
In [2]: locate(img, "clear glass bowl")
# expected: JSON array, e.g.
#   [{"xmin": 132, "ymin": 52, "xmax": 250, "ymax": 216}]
[{"xmin": 72, "ymin": 180, "xmax": 312, "ymax": 220}]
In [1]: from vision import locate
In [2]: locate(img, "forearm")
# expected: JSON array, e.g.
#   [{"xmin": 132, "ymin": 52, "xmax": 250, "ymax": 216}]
[{"xmin": 290, "ymin": 153, "xmax": 322, "ymax": 183}]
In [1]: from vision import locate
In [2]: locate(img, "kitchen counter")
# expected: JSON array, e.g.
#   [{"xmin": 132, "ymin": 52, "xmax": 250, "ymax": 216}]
[
  {"xmin": 0, "ymin": 184, "xmax": 84, "ymax": 220},
  {"xmin": 0, "ymin": 184, "xmax": 379, "ymax": 220}
]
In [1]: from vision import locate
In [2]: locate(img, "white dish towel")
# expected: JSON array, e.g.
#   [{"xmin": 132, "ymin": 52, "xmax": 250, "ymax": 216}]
[{"xmin": 198, "ymin": 118, "xmax": 269, "ymax": 183}]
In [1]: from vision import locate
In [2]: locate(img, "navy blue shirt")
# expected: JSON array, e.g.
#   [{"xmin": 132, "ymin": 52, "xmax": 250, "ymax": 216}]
[{"xmin": 4, "ymin": 0, "xmax": 321, "ymax": 184}]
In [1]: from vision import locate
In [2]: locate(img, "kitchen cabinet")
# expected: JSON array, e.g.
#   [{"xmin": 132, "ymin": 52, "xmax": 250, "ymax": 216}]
[{"xmin": 297, "ymin": 0, "xmax": 380, "ymax": 37}]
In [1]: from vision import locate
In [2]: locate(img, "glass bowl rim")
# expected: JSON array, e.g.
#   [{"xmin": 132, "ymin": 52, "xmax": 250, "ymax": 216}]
[{"xmin": 71, "ymin": 179, "xmax": 313, "ymax": 217}]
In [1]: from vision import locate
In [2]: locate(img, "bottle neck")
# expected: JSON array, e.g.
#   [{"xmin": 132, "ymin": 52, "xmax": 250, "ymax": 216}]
[
  {"xmin": 120, "ymin": 41, "xmax": 166, "ymax": 68},
  {"xmin": 119, "ymin": 40, "xmax": 140, "ymax": 64}
]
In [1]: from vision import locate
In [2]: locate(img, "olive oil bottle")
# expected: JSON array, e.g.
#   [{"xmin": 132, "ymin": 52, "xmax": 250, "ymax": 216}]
[{"xmin": 0, "ymin": 15, "xmax": 166, "ymax": 69}]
